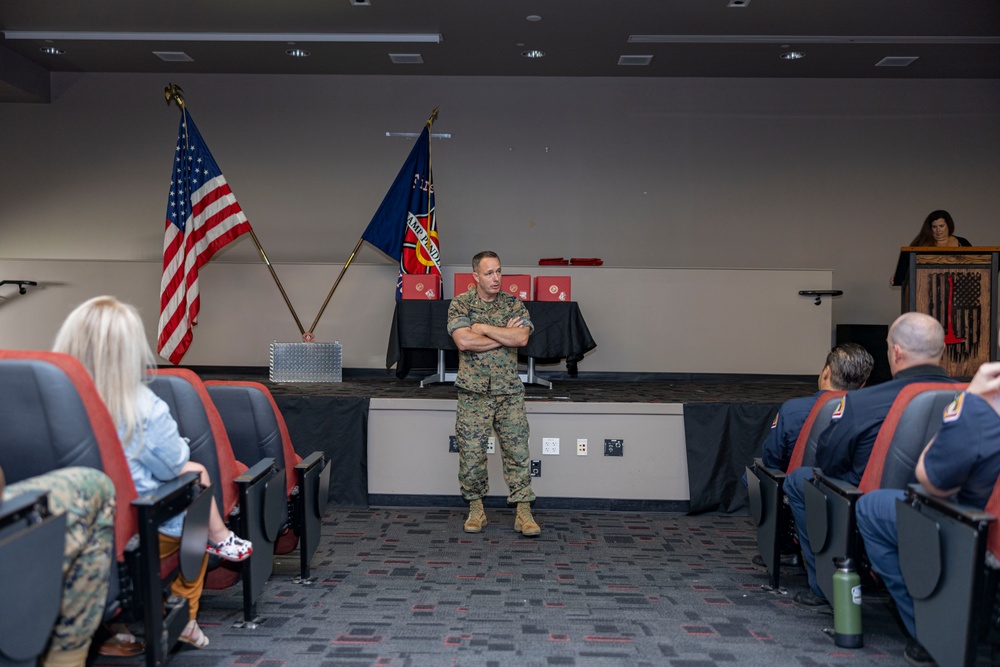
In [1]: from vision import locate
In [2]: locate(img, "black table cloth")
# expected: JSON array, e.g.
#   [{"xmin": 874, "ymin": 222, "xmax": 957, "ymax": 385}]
[{"xmin": 386, "ymin": 300, "xmax": 596, "ymax": 379}]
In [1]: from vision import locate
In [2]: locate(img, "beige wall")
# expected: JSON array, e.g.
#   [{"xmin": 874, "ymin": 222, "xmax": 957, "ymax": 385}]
[
  {"xmin": 367, "ymin": 398, "xmax": 690, "ymax": 502},
  {"xmin": 0, "ymin": 258, "xmax": 831, "ymax": 373},
  {"xmin": 1, "ymin": 72, "xmax": 998, "ymax": 363}
]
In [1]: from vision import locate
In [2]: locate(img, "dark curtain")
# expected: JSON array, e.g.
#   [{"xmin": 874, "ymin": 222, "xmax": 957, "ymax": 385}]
[
  {"xmin": 275, "ymin": 396, "xmax": 369, "ymax": 507},
  {"xmin": 683, "ymin": 402, "xmax": 780, "ymax": 514}
]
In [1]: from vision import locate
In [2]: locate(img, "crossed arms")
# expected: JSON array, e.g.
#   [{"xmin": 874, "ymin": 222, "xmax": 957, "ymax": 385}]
[{"xmin": 452, "ymin": 316, "xmax": 530, "ymax": 352}]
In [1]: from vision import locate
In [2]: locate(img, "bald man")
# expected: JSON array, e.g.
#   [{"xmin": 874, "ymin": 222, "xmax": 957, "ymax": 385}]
[{"xmin": 785, "ymin": 312, "xmax": 960, "ymax": 609}]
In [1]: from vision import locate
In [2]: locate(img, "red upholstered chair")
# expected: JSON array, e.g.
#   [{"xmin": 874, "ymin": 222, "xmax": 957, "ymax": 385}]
[
  {"xmin": 149, "ymin": 368, "xmax": 280, "ymax": 625},
  {"xmin": 205, "ymin": 381, "xmax": 330, "ymax": 582},
  {"xmin": 804, "ymin": 382, "xmax": 965, "ymax": 602},
  {"xmin": 0, "ymin": 350, "xmax": 211, "ymax": 667},
  {"xmin": 746, "ymin": 391, "xmax": 845, "ymax": 591}
]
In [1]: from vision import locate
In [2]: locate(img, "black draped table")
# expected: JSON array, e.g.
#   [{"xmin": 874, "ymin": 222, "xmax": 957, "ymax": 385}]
[{"xmin": 386, "ymin": 300, "xmax": 597, "ymax": 387}]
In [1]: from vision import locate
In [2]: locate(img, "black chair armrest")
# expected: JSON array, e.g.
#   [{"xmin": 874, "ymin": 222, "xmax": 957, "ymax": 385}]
[
  {"xmin": 812, "ymin": 470, "xmax": 863, "ymax": 498},
  {"xmin": 903, "ymin": 483, "xmax": 996, "ymax": 526}
]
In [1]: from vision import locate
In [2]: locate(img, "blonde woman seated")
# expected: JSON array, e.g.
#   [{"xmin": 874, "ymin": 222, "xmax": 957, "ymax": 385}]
[{"xmin": 53, "ymin": 296, "xmax": 252, "ymax": 649}]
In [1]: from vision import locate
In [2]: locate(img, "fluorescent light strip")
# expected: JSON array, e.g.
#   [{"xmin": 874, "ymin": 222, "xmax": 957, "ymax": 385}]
[
  {"xmin": 3, "ymin": 31, "xmax": 443, "ymax": 43},
  {"xmin": 386, "ymin": 132, "xmax": 451, "ymax": 139},
  {"xmin": 628, "ymin": 34, "xmax": 1000, "ymax": 44}
]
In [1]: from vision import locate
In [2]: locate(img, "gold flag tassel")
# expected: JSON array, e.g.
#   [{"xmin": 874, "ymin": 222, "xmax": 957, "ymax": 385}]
[{"xmin": 164, "ymin": 83, "xmax": 308, "ymax": 338}]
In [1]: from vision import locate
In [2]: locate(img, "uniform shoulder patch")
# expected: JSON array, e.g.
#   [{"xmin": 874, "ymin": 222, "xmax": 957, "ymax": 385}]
[
  {"xmin": 831, "ymin": 396, "xmax": 846, "ymax": 420},
  {"xmin": 771, "ymin": 413, "xmax": 779, "ymax": 429},
  {"xmin": 943, "ymin": 392, "xmax": 965, "ymax": 423}
]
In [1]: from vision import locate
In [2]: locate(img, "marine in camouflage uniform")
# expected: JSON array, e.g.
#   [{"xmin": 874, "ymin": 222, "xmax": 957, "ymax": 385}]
[
  {"xmin": 448, "ymin": 251, "xmax": 540, "ymax": 536},
  {"xmin": 1, "ymin": 465, "xmax": 115, "ymax": 662}
]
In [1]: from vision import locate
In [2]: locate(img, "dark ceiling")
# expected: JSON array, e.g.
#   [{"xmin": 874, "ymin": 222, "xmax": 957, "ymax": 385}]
[{"xmin": 2, "ymin": 0, "xmax": 999, "ymax": 103}]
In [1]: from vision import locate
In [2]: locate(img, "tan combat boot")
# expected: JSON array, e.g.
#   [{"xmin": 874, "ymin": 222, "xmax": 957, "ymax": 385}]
[
  {"xmin": 514, "ymin": 502, "xmax": 540, "ymax": 536},
  {"xmin": 464, "ymin": 499, "xmax": 487, "ymax": 533}
]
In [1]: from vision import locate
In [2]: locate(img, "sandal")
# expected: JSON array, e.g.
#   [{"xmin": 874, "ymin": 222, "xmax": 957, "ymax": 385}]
[
  {"xmin": 206, "ymin": 531, "xmax": 252, "ymax": 562},
  {"xmin": 178, "ymin": 619, "xmax": 209, "ymax": 649}
]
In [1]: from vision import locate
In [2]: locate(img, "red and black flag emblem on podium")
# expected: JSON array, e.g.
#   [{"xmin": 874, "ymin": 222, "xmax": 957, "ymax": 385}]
[{"xmin": 928, "ymin": 271, "xmax": 982, "ymax": 360}]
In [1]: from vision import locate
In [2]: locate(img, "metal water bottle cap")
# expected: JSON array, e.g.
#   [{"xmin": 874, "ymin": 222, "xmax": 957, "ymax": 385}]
[{"xmin": 834, "ymin": 556, "xmax": 854, "ymax": 572}]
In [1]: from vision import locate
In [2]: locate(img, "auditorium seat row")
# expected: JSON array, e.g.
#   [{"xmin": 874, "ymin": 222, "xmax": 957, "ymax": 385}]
[
  {"xmin": 747, "ymin": 382, "xmax": 1000, "ymax": 667},
  {"xmin": 0, "ymin": 351, "xmax": 331, "ymax": 666}
]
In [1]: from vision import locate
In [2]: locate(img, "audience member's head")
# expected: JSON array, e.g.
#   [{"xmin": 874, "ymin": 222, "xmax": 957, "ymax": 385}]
[
  {"xmin": 819, "ymin": 343, "xmax": 875, "ymax": 391},
  {"xmin": 52, "ymin": 295, "xmax": 156, "ymax": 444},
  {"xmin": 472, "ymin": 250, "xmax": 500, "ymax": 273},
  {"xmin": 886, "ymin": 312, "xmax": 945, "ymax": 375}
]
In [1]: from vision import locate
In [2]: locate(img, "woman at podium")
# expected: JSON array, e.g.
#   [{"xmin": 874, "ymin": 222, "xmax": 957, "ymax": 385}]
[{"xmin": 910, "ymin": 209, "xmax": 971, "ymax": 247}]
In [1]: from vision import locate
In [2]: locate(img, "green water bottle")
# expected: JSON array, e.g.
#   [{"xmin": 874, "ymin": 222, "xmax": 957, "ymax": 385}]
[{"xmin": 832, "ymin": 556, "xmax": 863, "ymax": 648}]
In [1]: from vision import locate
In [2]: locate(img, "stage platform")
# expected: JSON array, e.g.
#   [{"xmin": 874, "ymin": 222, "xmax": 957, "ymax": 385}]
[{"xmin": 192, "ymin": 367, "xmax": 817, "ymax": 515}]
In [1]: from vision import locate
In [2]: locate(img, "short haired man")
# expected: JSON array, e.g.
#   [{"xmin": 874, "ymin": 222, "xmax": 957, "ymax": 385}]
[
  {"xmin": 855, "ymin": 360, "xmax": 1000, "ymax": 666},
  {"xmin": 447, "ymin": 251, "xmax": 540, "ymax": 536},
  {"xmin": 761, "ymin": 342, "xmax": 875, "ymax": 472},
  {"xmin": 784, "ymin": 312, "xmax": 959, "ymax": 608}
]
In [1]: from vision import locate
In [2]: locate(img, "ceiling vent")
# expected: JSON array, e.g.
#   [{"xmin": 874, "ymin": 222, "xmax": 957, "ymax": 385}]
[
  {"xmin": 618, "ymin": 55, "xmax": 653, "ymax": 66},
  {"xmin": 153, "ymin": 51, "xmax": 194, "ymax": 62},
  {"xmin": 875, "ymin": 56, "xmax": 919, "ymax": 67},
  {"xmin": 389, "ymin": 53, "xmax": 424, "ymax": 64}
]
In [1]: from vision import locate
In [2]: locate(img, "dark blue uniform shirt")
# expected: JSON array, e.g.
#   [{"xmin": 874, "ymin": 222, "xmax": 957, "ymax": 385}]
[
  {"xmin": 761, "ymin": 391, "xmax": 825, "ymax": 471},
  {"xmin": 923, "ymin": 392, "xmax": 1000, "ymax": 507},
  {"xmin": 814, "ymin": 364, "xmax": 957, "ymax": 486}
]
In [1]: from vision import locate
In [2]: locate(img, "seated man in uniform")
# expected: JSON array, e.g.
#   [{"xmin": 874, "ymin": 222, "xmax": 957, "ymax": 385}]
[
  {"xmin": 761, "ymin": 342, "xmax": 875, "ymax": 471},
  {"xmin": 784, "ymin": 312, "xmax": 958, "ymax": 609},
  {"xmin": 856, "ymin": 359, "xmax": 1000, "ymax": 666}
]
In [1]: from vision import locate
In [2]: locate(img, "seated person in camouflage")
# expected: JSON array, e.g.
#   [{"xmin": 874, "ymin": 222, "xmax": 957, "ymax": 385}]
[
  {"xmin": 0, "ymin": 465, "xmax": 115, "ymax": 667},
  {"xmin": 448, "ymin": 250, "xmax": 540, "ymax": 536}
]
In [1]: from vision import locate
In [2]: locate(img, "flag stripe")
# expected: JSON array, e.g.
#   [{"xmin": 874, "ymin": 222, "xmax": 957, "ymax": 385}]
[{"xmin": 158, "ymin": 110, "xmax": 250, "ymax": 365}]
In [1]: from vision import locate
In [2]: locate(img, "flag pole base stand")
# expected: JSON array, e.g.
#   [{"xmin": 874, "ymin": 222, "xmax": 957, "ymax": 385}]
[{"xmin": 269, "ymin": 341, "xmax": 342, "ymax": 383}]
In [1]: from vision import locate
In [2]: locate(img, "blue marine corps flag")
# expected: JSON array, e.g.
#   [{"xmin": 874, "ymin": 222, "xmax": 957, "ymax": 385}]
[{"xmin": 361, "ymin": 117, "xmax": 441, "ymax": 298}]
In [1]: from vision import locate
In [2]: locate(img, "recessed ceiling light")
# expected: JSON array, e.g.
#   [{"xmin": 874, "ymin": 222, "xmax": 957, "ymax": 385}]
[
  {"xmin": 876, "ymin": 56, "xmax": 919, "ymax": 67},
  {"xmin": 618, "ymin": 55, "xmax": 653, "ymax": 66},
  {"xmin": 527, "ymin": 15, "xmax": 541, "ymax": 22},
  {"xmin": 521, "ymin": 49, "xmax": 545, "ymax": 59},
  {"xmin": 389, "ymin": 53, "xmax": 423, "ymax": 64},
  {"xmin": 286, "ymin": 48, "xmax": 310, "ymax": 57},
  {"xmin": 39, "ymin": 46, "xmax": 65, "ymax": 55},
  {"xmin": 780, "ymin": 51, "xmax": 805, "ymax": 60},
  {"xmin": 153, "ymin": 51, "xmax": 193, "ymax": 62},
  {"xmin": 728, "ymin": 0, "xmax": 750, "ymax": 7}
]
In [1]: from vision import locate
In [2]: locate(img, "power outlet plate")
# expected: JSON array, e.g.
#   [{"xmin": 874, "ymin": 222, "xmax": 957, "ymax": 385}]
[
  {"xmin": 449, "ymin": 435, "xmax": 459, "ymax": 453},
  {"xmin": 604, "ymin": 438, "xmax": 624, "ymax": 457},
  {"xmin": 530, "ymin": 459, "xmax": 541, "ymax": 477},
  {"xmin": 542, "ymin": 437, "xmax": 560, "ymax": 455},
  {"xmin": 577, "ymin": 438, "xmax": 588, "ymax": 455},
  {"xmin": 487, "ymin": 436, "xmax": 496, "ymax": 454}
]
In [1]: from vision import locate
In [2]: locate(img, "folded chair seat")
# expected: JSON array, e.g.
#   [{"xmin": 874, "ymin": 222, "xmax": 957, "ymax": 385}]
[
  {"xmin": 205, "ymin": 381, "xmax": 331, "ymax": 583},
  {"xmin": 149, "ymin": 369, "xmax": 281, "ymax": 625}
]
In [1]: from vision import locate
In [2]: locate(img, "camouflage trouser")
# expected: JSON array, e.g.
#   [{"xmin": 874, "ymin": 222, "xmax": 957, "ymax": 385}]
[
  {"xmin": 2, "ymin": 466, "xmax": 115, "ymax": 653},
  {"xmin": 456, "ymin": 389, "xmax": 535, "ymax": 504}
]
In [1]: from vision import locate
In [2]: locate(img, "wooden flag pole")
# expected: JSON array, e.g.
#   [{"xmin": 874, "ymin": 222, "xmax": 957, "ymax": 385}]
[
  {"xmin": 306, "ymin": 108, "xmax": 440, "ymax": 338},
  {"xmin": 164, "ymin": 83, "xmax": 308, "ymax": 338}
]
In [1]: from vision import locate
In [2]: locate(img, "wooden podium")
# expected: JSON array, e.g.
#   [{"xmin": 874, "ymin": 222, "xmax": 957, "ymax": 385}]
[{"xmin": 893, "ymin": 246, "xmax": 1000, "ymax": 378}]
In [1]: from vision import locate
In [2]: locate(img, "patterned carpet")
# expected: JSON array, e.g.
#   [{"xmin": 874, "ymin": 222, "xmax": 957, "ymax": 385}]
[{"xmin": 95, "ymin": 508, "xmax": 922, "ymax": 667}]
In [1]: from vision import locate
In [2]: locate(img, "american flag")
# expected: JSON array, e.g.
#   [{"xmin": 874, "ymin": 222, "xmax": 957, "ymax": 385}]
[{"xmin": 158, "ymin": 110, "xmax": 251, "ymax": 365}]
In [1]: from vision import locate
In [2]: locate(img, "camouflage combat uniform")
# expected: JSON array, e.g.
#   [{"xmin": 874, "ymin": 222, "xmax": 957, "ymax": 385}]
[
  {"xmin": 2, "ymin": 466, "xmax": 115, "ymax": 653},
  {"xmin": 448, "ymin": 288, "xmax": 536, "ymax": 504}
]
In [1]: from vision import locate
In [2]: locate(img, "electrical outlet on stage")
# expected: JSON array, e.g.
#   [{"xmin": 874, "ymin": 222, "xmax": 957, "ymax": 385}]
[
  {"xmin": 530, "ymin": 459, "xmax": 541, "ymax": 477},
  {"xmin": 604, "ymin": 439, "xmax": 624, "ymax": 457},
  {"xmin": 487, "ymin": 436, "xmax": 496, "ymax": 454},
  {"xmin": 449, "ymin": 435, "xmax": 458, "ymax": 453},
  {"xmin": 542, "ymin": 437, "xmax": 560, "ymax": 455},
  {"xmin": 577, "ymin": 438, "xmax": 588, "ymax": 456}
]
